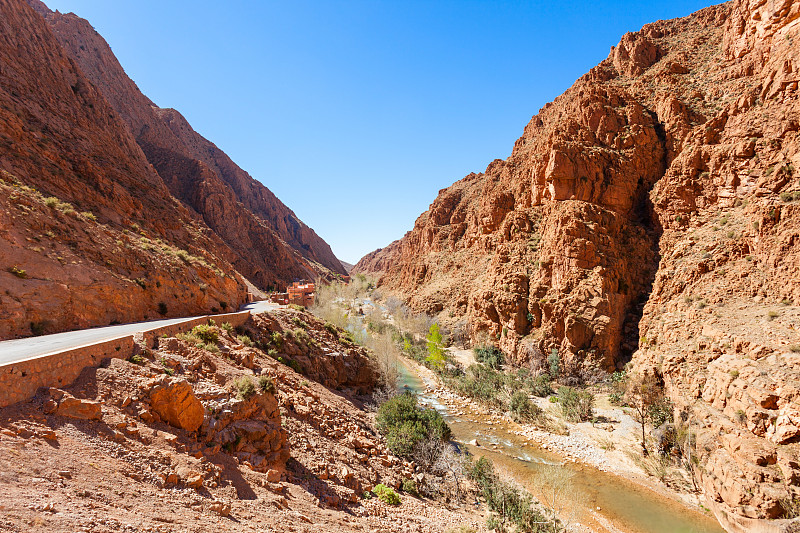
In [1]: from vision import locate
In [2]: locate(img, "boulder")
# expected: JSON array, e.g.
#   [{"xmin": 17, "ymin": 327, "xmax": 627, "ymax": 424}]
[
  {"xmin": 148, "ymin": 377, "xmax": 204, "ymax": 432},
  {"xmin": 49, "ymin": 390, "xmax": 102, "ymax": 420}
]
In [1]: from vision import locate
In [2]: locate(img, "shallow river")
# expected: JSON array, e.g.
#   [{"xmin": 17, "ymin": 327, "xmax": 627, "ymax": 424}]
[{"xmin": 394, "ymin": 357, "xmax": 726, "ymax": 533}]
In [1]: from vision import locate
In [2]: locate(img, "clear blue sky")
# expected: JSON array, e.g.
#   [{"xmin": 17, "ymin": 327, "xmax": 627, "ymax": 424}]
[{"xmin": 44, "ymin": 1, "xmax": 715, "ymax": 264}]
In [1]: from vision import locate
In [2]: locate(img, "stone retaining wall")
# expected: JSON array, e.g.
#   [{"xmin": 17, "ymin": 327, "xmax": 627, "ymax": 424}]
[{"xmin": 0, "ymin": 310, "xmax": 252, "ymax": 408}]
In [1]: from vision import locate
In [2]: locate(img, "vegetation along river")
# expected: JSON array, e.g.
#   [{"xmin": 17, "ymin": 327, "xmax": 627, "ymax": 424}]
[{"xmin": 394, "ymin": 356, "xmax": 726, "ymax": 533}]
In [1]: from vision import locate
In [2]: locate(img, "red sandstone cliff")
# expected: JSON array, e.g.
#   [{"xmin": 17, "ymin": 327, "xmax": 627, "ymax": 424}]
[
  {"xmin": 27, "ymin": 0, "xmax": 346, "ymax": 287},
  {"xmin": 0, "ymin": 0, "xmax": 247, "ymax": 338},
  {"xmin": 355, "ymin": 0, "xmax": 800, "ymax": 527},
  {"xmin": 0, "ymin": 0, "xmax": 344, "ymax": 339}
]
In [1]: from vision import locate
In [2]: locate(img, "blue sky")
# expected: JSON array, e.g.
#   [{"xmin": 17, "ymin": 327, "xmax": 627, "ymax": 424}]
[{"xmin": 44, "ymin": 0, "xmax": 714, "ymax": 264}]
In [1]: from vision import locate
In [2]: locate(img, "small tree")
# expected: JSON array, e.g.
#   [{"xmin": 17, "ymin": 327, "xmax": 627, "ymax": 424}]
[
  {"xmin": 433, "ymin": 443, "xmax": 466, "ymax": 500},
  {"xmin": 557, "ymin": 386, "xmax": 594, "ymax": 422},
  {"xmin": 426, "ymin": 323, "xmax": 446, "ymax": 369},
  {"xmin": 548, "ymin": 348, "xmax": 560, "ymax": 380},
  {"xmin": 624, "ymin": 372, "xmax": 667, "ymax": 456}
]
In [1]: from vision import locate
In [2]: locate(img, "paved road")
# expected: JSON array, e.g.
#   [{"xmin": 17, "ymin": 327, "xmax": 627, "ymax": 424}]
[{"xmin": 0, "ymin": 301, "xmax": 278, "ymax": 365}]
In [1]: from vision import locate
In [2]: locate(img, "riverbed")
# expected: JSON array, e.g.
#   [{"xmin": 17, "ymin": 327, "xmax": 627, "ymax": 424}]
[{"xmin": 394, "ymin": 355, "xmax": 726, "ymax": 533}]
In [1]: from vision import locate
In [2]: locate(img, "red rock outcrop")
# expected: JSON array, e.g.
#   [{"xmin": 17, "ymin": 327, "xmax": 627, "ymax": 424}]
[
  {"xmin": 148, "ymin": 377, "xmax": 205, "ymax": 432},
  {"xmin": 356, "ymin": 0, "xmax": 800, "ymax": 527}
]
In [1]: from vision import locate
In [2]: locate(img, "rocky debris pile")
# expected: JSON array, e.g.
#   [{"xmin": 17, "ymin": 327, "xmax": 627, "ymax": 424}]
[
  {"xmin": 43, "ymin": 389, "xmax": 102, "ymax": 421},
  {"xmin": 0, "ymin": 306, "xmax": 490, "ymax": 532},
  {"xmin": 243, "ymin": 309, "xmax": 378, "ymax": 393},
  {"xmin": 200, "ymin": 384, "xmax": 288, "ymax": 474}
]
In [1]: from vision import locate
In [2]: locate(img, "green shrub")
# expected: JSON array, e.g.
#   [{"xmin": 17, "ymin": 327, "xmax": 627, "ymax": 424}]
[
  {"xmin": 376, "ymin": 392, "xmax": 451, "ymax": 459},
  {"xmin": 191, "ymin": 324, "xmax": 219, "ymax": 344},
  {"xmin": 473, "ymin": 344, "xmax": 504, "ymax": 369},
  {"xmin": 291, "ymin": 316, "xmax": 307, "ymax": 329},
  {"xmin": 373, "ymin": 484, "xmax": 400, "ymax": 505},
  {"xmin": 237, "ymin": 334, "xmax": 253, "ymax": 346},
  {"xmin": 257, "ymin": 375, "xmax": 275, "ymax": 394},
  {"xmin": 221, "ymin": 322, "xmax": 234, "ymax": 333},
  {"xmin": 7, "ymin": 266, "xmax": 27, "ymax": 279},
  {"xmin": 293, "ymin": 328, "xmax": 310, "ymax": 344},
  {"xmin": 557, "ymin": 386, "xmax": 594, "ymax": 422},
  {"xmin": 548, "ymin": 348, "xmax": 560, "ymax": 379},
  {"xmin": 445, "ymin": 364, "xmax": 504, "ymax": 407},
  {"xmin": 129, "ymin": 354, "xmax": 146, "ymax": 365},
  {"xmin": 528, "ymin": 374, "xmax": 553, "ymax": 397},
  {"xmin": 780, "ymin": 191, "xmax": 800, "ymax": 202},
  {"xmin": 235, "ymin": 377, "xmax": 256, "ymax": 399},
  {"xmin": 768, "ymin": 310, "xmax": 779, "ymax": 320},
  {"xmin": 288, "ymin": 304, "xmax": 305, "ymax": 312},
  {"xmin": 510, "ymin": 391, "xmax": 543, "ymax": 423},
  {"xmin": 609, "ymin": 391, "xmax": 624, "ymax": 406},
  {"xmin": 401, "ymin": 478, "xmax": 419, "ymax": 497},
  {"xmin": 287, "ymin": 358, "xmax": 302, "ymax": 372},
  {"xmin": 271, "ymin": 331, "xmax": 283, "ymax": 348},
  {"xmin": 324, "ymin": 322, "xmax": 338, "ymax": 336}
]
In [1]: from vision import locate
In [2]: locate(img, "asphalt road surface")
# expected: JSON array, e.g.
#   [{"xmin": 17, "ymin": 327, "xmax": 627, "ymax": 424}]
[{"xmin": 0, "ymin": 301, "xmax": 279, "ymax": 365}]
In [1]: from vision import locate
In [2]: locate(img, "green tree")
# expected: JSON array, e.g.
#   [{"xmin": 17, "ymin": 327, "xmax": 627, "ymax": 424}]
[
  {"xmin": 376, "ymin": 391, "xmax": 451, "ymax": 461},
  {"xmin": 624, "ymin": 373, "xmax": 668, "ymax": 456},
  {"xmin": 548, "ymin": 348, "xmax": 560, "ymax": 379},
  {"xmin": 426, "ymin": 323, "xmax": 446, "ymax": 369}
]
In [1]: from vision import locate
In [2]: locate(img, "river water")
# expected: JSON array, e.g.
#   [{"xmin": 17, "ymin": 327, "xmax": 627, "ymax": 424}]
[{"xmin": 394, "ymin": 357, "xmax": 726, "ymax": 533}]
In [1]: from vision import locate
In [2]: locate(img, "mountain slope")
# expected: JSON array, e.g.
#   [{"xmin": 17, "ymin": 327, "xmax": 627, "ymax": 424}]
[
  {"xmin": 355, "ymin": 0, "xmax": 800, "ymax": 528},
  {"xmin": 28, "ymin": 0, "xmax": 346, "ymax": 287},
  {"xmin": 0, "ymin": 0, "xmax": 246, "ymax": 338}
]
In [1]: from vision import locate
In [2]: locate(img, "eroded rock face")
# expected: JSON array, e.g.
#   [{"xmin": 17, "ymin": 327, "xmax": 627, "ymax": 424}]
[
  {"xmin": 355, "ymin": 0, "xmax": 800, "ymax": 526},
  {"xmin": 31, "ymin": 1, "xmax": 346, "ymax": 286},
  {"xmin": 244, "ymin": 310, "xmax": 378, "ymax": 394},
  {"xmin": 0, "ymin": 0, "xmax": 247, "ymax": 338},
  {"xmin": 0, "ymin": 0, "xmax": 346, "ymax": 339},
  {"xmin": 202, "ymin": 392, "xmax": 289, "ymax": 473},
  {"xmin": 148, "ymin": 377, "xmax": 205, "ymax": 432}
]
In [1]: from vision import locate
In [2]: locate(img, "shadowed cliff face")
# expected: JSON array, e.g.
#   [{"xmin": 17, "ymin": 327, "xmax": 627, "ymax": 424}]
[
  {"xmin": 28, "ymin": 0, "xmax": 346, "ymax": 286},
  {"xmin": 0, "ymin": 0, "xmax": 345, "ymax": 339},
  {"xmin": 0, "ymin": 0, "xmax": 246, "ymax": 338},
  {"xmin": 356, "ymin": 0, "xmax": 800, "ymax": 526}
]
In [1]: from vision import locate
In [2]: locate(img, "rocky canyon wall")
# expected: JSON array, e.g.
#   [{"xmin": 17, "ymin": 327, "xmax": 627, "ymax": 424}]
[
  {"xmin": 355, "ymin": 0, "xmax": 800, "ymax": 527},
  {"xmin": 0, "ymin": 0, "xmax": 345, "ymax": 339}
]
